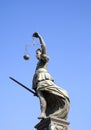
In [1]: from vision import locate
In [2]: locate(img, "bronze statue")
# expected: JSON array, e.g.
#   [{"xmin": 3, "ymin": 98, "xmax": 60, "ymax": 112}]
[{"xmin": 32, "ymin": 32, "xmax": 70, "ymax": 120}]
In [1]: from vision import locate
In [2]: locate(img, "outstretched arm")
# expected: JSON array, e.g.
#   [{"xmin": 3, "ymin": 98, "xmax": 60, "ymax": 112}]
[{"xmin": 33, "ymin": 32, "xmax": 46, "ymax": 54}]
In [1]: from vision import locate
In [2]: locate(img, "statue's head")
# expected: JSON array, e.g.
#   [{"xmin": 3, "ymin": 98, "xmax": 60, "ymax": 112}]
[{"xmin": 36, "ymin": 48, "xmax": 42, "ymax": 60}]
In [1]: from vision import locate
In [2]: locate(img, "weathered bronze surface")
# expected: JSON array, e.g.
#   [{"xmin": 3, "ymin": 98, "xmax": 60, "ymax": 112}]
[{"xmin": 32, "ymin": 32, "xmax": 70, "ymax": 120}]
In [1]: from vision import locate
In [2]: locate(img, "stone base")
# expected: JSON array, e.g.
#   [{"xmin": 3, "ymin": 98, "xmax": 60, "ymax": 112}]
[{"xmin": 35, "ymin": 117, "xmax": 70, "ymax": 130}]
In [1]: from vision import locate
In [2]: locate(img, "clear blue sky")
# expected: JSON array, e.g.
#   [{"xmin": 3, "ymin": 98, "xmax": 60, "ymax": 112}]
[{"xmin": 0, "ymin": 0, "xmax": 91, "ymax": 130}]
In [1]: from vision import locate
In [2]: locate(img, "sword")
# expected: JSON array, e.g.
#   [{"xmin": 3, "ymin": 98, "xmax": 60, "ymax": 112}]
[{"xmin": 9, "ymin": 77, "xmax": 37, "ymax": 96}]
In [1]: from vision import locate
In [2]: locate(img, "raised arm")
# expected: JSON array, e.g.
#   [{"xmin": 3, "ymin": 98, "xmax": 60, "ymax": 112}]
[{"xmin": 32, "ymin": 32, "xmax": 46, "ymax": 54}]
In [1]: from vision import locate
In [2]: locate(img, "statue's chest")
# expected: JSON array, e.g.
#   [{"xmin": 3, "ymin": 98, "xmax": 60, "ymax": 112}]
[{"xmin": 36, "ymin": 61, "xmax": 47, "ymax": 70}]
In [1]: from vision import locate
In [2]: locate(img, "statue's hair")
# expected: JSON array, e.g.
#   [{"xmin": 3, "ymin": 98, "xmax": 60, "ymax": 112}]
[{"xmin": 36, "ymin": 48, "xmax": 42, "ymax": 52}]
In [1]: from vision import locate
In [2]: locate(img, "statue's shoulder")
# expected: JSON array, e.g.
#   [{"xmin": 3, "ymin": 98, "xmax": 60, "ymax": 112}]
[{"xmin": 41, "ymin": 54, "xmax": 49, "ymax": 62}]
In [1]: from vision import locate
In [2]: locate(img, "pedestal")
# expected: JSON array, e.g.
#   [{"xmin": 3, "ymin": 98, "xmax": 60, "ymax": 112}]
[{"xmin": 35, "ymin": 117, "xmax": 70, "ymax": 130}]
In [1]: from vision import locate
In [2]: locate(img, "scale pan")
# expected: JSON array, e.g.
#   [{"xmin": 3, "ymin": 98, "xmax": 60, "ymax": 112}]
[{"xmin": 23, "ymin": 54, "xmax": 30, "ymax": 60}]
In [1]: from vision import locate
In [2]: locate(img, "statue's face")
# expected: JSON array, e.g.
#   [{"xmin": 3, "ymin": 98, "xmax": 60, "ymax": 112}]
[{"xmin": 36, "ymin": 50, "xmax": 41, "ymax": 60}]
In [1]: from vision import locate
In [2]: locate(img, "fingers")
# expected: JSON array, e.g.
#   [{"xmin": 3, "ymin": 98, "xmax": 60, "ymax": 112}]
[{"xmin": 32, "ymin": 32, "xmax": 39, "ymax": 38}]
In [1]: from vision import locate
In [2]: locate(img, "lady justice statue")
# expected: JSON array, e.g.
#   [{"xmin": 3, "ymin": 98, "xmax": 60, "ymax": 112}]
[{"xmin": 32, "ymin": 32, "xmax": 70, "ymax": 120}]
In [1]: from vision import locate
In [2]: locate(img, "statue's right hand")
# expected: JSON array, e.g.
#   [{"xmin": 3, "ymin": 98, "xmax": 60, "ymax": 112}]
[
  {"xmin": 34, "ymin": 92, "xmax": 38, "ymax": 97},
  {"xmin": 32, "ymin": 32, "xmax": 39, "ymax": 38}
]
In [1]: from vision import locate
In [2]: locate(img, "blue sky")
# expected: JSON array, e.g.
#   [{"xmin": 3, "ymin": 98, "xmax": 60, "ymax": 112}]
[{"xmin": 0, "ymin": 0, "xmax": 91, "ymax": 130}]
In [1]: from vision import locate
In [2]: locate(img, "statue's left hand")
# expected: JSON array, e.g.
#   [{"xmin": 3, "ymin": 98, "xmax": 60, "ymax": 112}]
[{"xmin": 32, "ymin": 32, "xmax": 39, "ymax": 38}]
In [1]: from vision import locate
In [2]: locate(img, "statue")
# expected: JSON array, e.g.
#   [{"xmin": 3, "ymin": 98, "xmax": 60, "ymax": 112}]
[
  {"xmin": 32, "ymin": 32, "xmax": 70, "ymax": 120},
  {"xmin": 9, "ymin": 32, "xmax": 70, "ymax": 130}
]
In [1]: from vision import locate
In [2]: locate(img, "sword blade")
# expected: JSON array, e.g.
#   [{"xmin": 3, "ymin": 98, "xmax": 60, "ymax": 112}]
[{"xmin": 9, "ymin": 76, "xmax": 36, "ymax": 95}]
